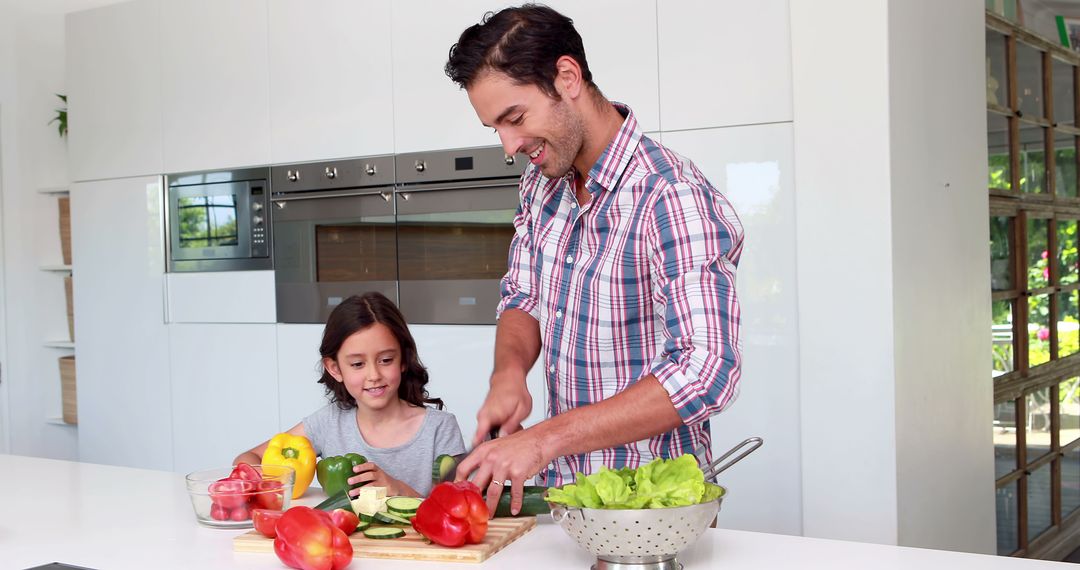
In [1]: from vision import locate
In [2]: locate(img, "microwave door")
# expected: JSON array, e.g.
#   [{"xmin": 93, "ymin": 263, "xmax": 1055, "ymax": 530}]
[
  {"xmin": 170, "ymin": 182, "xmax": 252, "ymax": 262},
  {"xmin": 272, "ymin": 191, "xmax": 397, "ymax": 324},
  {"xmin": 395, "ymin": 183, "xmax": 519, "ymax": 324}
]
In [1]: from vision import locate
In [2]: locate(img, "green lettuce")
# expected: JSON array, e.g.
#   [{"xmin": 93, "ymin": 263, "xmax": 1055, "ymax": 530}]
[{"xmin": 545, "ymin": 454, "xmax": 722, "ymax": 509}]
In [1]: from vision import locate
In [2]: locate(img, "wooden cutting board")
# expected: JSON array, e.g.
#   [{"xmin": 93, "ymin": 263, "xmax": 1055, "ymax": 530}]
[{"xmin": 233, "ymin": 516, "xmax": 536, "ymax": 563}]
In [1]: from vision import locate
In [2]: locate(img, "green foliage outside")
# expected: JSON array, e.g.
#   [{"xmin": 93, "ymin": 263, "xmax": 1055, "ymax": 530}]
[{"xmin": 177, "ymin": 200, "xmax": 238, "ymax": 248}]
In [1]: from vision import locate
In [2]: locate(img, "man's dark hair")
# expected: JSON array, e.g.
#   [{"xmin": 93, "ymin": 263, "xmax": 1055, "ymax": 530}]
[{"xmin": 445, "ymin": 4, "xmax": 594, "ymax": 99}]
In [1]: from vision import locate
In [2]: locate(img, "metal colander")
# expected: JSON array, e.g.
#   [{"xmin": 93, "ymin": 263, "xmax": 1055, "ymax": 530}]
[{"xmin": 549, "ymin": 437, "xmax": 762, "ymax": 570}]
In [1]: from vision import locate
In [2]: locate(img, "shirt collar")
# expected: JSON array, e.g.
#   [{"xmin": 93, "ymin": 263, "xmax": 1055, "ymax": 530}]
[{"xmin": 575, "ymin": 102, "xmax": 642, "ymax": 193}]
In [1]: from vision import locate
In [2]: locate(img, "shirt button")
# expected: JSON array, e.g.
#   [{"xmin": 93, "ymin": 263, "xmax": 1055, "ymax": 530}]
[
  {"xmin": 555, "ymin": 310, "xmax": 563, "ymax": 318},
  {"xmin": 549, "ymin": 365, "xmax": 556, "ymax": 373},
  {"xmin": 565, "ymin": 255, "xmax": 573, "ymax": 264}
]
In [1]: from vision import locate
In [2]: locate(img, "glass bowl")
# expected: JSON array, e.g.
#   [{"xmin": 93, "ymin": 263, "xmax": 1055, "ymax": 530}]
[{"xmin": 184, "ymin": 464, "xmax": 295, "ymax": 528}]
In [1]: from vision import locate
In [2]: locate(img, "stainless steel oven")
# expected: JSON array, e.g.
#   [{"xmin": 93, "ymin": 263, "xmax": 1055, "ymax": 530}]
[
  {"xmin": 166, "ymin": 167, "xmax": 271, "ymax": 272},
  {"xmin": 394, "ymin": 146, "xmax": 524, "ymax": 324},
  {"xmin": 270, "ymin": 156, "xmax": 397, "ymax": 323}
]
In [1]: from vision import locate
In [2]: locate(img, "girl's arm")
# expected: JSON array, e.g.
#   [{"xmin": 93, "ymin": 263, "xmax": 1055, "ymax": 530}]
[{"xmin": 232, "ymin": 422, "xmax": 306, "ymax": 466}]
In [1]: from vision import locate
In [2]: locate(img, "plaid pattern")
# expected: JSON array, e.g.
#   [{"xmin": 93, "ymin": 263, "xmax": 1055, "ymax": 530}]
[{"xmin": 497, "ymin": 104, "xmax": 744, "ymax": 486}]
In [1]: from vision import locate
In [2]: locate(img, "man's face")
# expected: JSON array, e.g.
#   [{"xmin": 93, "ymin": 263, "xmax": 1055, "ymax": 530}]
[{"xmin": 466, "ymin": 70, "xmax": 584, "ymax": 179}]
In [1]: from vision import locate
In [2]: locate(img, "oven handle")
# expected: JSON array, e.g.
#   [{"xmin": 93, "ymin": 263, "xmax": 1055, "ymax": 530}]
[
  {"xmin": 394, "ymin": 179, "xmax": 519, "ymax": 195},
  {"xmin": 271, "ymin": 188, "xmax": 393, "ymax": 203}
]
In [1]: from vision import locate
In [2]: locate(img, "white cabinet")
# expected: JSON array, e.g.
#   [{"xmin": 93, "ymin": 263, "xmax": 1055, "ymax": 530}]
[
  {"xmin": 544, "ymin": 0, "xmax": 660, "ymax": 132},
  {"xmin": 267, "ymin": 0, "xmax": 395, "ymax": 162},
  {"xmin": 276, "ymin": 324, "xmax": 328, "ymax": 430},
  {"xmin": 657, "ymin": 0, "xmax": 792, "ymax": 131},
  {"xmin": 66, "ymin": 0, "xmax": 163, "ymax": 181},
  {"xmin": 662, "ymin": 124, "xmax": 800, "ymax": 535},
  {"xmin": 71, "ymin": 176, "xmax": 172, "ymax": 471},
  {"xmin": 390, "ymin": 0, "xmax": 500, "ymax": 152},
  {"xmin": 165, "ymin": 271, "xmax": 276, "ymax": 323},
  {"xmin": 170, "ymin": 324, "xmax": 279, "ymax": 474},
  {"xmin": 160, "ymin": 0, "xmax": 271, "ymax": 172}
]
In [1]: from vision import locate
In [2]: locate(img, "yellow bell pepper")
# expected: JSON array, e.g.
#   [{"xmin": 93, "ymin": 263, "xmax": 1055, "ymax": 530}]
[{"xmin": 263, "ymin": 433, "xmax": 316, "ymax": 499}]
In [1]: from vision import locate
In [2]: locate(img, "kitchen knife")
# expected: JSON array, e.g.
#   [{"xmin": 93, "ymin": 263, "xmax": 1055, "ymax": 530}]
[{"xmin": 437, "ymin": 427, "xmax": 499, "ymax": 483}]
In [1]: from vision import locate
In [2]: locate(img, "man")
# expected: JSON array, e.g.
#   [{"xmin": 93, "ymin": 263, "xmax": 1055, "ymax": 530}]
[{"xmin": 445, "ymin": 4, "xmax": 743, "ymax": 515}]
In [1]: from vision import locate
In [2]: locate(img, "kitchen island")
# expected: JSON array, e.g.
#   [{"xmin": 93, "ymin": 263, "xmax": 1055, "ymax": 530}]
[{"xmin": 1, "ymin": 454, "xmax": 1067, "ymax": 569}]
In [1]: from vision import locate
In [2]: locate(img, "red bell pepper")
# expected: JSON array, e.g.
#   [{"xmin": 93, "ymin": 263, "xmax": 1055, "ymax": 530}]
[
  {"xmin": 273, "ymin": 506, "xmax": 353, "ymax": 570},
  {"xmin": 411, "ymin": 481, "xmax": 489, "ymax": 547}
]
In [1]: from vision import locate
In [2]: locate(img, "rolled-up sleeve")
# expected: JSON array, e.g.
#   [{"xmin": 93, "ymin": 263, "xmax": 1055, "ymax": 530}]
[
  {"xmin": 646, "ymin": 180, "xmax": 744, "ymax": 426},
  {"xmin": 496, "ymin": 181, "xmax": 541, "ymax": 321}
]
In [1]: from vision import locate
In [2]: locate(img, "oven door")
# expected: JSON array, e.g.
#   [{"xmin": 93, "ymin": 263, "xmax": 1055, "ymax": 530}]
[
  {"xmin": 272, "ymin": 189, "xmax": 397, "ymax": 323},
  {"xmin": 395, "ymin": 180, "xmax": 519, "ymax": 324},
  {"xmin": 168, "ymin": 181, "xmax": 256, "ymax": 270}
]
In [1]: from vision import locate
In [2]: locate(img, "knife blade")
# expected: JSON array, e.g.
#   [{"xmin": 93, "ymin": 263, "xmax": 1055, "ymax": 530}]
[{"xmin": 437, "ymin": 427, "xmax": 500, "ymax": 483}]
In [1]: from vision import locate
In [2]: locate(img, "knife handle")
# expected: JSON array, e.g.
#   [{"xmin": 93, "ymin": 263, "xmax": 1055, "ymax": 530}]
[{"xmin": 488, "ymin": 426, "xmax": 501, "ymax": 440}]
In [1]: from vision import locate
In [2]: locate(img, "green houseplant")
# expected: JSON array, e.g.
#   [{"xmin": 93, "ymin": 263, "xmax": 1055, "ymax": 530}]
[{"xmin": 49, "ymin": 93, "xmax": 67, "ymax": 138}]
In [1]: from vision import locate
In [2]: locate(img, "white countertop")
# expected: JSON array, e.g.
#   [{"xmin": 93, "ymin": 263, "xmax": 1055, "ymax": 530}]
[{"xmin": 0, "ymin": 454, "xmax": 1068, "ymax": 569}]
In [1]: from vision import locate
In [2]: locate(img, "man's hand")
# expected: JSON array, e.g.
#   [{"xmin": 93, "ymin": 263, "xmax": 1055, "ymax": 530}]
[
  {"xmin": 455, "ymin": 427, "xmax": 547, "ymax": 517},
  {"xmin": 474, "ymin": 371, "xmax": 533, "ymax": 446}
]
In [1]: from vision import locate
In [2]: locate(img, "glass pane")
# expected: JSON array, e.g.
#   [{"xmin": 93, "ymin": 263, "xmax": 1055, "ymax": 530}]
[
  {"xmin": 992, "ymin": 216, "xmax": 1014, "ymax": 291},
  {"xmin": 1058, "ymin": 290, "xmax": 1079, "ymax": 358},
  {"xmin": 1029, "ymin": 462, "xmax": 1053, "ymax": 541},
  {"xmin": 987, "ymin": 29, "xmax": 1008, "ymax": 106},
  {"xmin": 997, "ymin": 481, "xmax": 1020, "ymax": 555},
  {"xmin": 1017, "ymin": 43, "xmax": 1045, "ymax": 118},
  {"xmin": 1054, "ymin": 59, "xmax": 1076, "ymax": 125},
  {"xmin": 1064, "ymin": 445, "xmax": 1080, "ymax": 517},
  {"xmin": 989, "ymin": 113, "xmax": 1011, "ymax": 190},
  {"xmin": 1055, "ymin": 133, "xmax": 1077, "ymax": 197},
  {"xmin": 176, "ymin": 195, "xmax": 239, "ymax": 248},
  {"xmin": 995, "ymin": 399, "xmax": 1018, "ymax": 478},
  {"xmin": 1059, "ymin": 219, "xmax": 1078, "ymax": 285},
  {"xmin": 1020, "ymin": 124, "xmax": 1047, "ymax": 194},
  {"xmin": 1029, "ymin": 218, "xmax": 1050, "ymax": 289},
  {"xmin": 1061, "ymin": 378, "xmax": 1080, "ymax": 447},
  {"xmin": 1027, "ymin": 387, "xmax": 1052, "ymax": 460},
  {"xmin": 994, "ymin": 300, "xmax": 1015, "ymax": 375},
  {"xmin": 1031, "ymin": 294, "xmax": 1052, "ymax": 366}
]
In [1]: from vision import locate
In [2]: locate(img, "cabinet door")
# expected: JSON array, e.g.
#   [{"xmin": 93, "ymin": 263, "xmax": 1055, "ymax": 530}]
[
  {"xmin": 66, "ymin": 0, "xmax": 163, "ymax": 181},
  {"xmin": 170, "ymin": 324, "xmax": 279, "ymax": 474},
  {"xmin": 662, "ymin": 124, "xmax": 800, "ymax": 534},
  {"xmin": 160, "ymin": 0, "xmax": 271, "ymax": 172},
  {"xmin": 268, "ymin": 0, "xmax": 394, "ymax": 162},
  {"xmin": 390, "ymin": 0, "xmax": 499, "ymax": 152},
  {"xmin": 543, "ymin": 0, "xmax": 660, "ymax": 132},
  {"xmin": 657, "ymin": 0, "xmax": 792, "ymax": 131},
  {"xmin": 276, "ymin": 324, "xmax": 329, "ymax": 430},
  {"xmin": 71, "ymin": 176, "xmax": 172, "ymax": 471}
]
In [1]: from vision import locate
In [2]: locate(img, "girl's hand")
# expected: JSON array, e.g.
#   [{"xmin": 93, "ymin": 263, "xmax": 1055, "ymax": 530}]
[{"xmin": 347, "ymin": 462, "xmax": 418, "ymax": 497}]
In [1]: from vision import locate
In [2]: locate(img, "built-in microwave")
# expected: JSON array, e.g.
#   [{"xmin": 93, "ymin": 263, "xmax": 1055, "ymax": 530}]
[{"xmin": 165, "ymin": 167, "xmax": 272, "ymax": 272}]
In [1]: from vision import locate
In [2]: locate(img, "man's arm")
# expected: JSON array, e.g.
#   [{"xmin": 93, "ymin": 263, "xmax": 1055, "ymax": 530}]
[{"xmin": 472, "ymin": 308, "xmax": 542, "ymax": 446}]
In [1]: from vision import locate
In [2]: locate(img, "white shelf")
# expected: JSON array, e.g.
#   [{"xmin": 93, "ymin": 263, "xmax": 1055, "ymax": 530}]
[
  {"xmin": 37, "ymin": 187, "xmax": 70, "ymax": 195},
  {"xmin": 45, "ymin": 416, "xmax": 76, "ymax": 427},
  {"xmin": 40, "ymin": 264, "xmax": 72, "ymax": 272},
  {"xmin": 43, "ymin": 340, "xmax": 75, "ymax": 349}
]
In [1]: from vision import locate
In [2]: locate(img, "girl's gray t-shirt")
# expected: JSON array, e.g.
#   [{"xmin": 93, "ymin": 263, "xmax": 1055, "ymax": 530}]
[{"xmin": 303, "ymin": 404, "xmax": 466, "ymax": 496}]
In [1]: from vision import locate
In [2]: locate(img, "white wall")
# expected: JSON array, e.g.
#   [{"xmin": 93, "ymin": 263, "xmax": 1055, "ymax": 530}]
[{"xmin": 888, "ymin": 0, "xmax": 996, "ymax": 554}]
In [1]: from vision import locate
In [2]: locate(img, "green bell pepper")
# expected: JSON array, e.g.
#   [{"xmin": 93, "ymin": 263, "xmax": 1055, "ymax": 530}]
[{"xmin": 316, "ymin": 453, "xmax": 368, "ymax": 498}]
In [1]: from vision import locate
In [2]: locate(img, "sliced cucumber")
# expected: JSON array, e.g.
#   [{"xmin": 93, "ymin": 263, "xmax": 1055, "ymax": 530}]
[
  {"xmin": 363, "ymin": 526, "xmax": 406, "ymax": 539},
  {"xmin": 357, "ymin": 520, "xmax": 370, "ymax": 532},
  {"xmin": 386, "ymin": 497, "xmax": 422, "ymax": 515},
  {"xmin": 359, "ymin": 512, "xmax": 376, "ymax": 523},
  {"xmin": 432, "ymin": 454, "xmax": 457, "ymax": 483},
  {"xmin": 373, "ymin": 511, "xmax": 412, "ymax": 526}
]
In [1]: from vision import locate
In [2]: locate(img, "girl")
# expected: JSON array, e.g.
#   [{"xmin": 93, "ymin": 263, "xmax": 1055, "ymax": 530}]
[{"xmin": 235, "ymin": 292, "xmax": 466, "ymax": 497}]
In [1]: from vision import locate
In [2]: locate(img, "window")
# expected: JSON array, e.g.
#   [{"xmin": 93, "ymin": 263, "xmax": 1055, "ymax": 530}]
[{"xmin": 989, "ymin": 13, "xmax": 1080, "ymax": 557}]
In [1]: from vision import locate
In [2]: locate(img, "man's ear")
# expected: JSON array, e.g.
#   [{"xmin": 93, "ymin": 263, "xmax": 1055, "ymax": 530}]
[
  {"xmin": 553, "ymin": 55, "xmax": 584, "ymax": 100},
  {"xmin": 324, "ymin": 357, "xmax": 344, "ymax": 382}
]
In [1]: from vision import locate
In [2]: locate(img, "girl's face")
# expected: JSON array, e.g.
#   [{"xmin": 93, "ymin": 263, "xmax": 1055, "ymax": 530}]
[{"xmin": 324, "ymin": 323, "xmax": 405, "ymax": 411}]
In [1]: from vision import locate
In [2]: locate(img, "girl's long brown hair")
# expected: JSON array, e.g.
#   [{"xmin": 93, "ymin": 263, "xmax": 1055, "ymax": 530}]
[{"xmin": 317, "ymin": 292, "xmax": 444, "ymax": 411}]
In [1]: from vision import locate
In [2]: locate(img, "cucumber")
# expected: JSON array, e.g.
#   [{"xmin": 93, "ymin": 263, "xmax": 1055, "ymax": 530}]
[
  {"xmin": 373, "ymin": 511, "xmax": 411, "ymax": 526},
  {"xmin": 385, "ymin": 497, "xmax": 422, "ymax": 516},
  {"xmin": 432, "ymin": 454, "xmax": 457, "ymax": 483},
  {"xmin": 492, "ymin": 486, "xmax": 551, "ymax": 517},
  {"xmin": 314, "ymin": 489, "xmax": 354, "ymax": 514},
  {"xmin": 363, "ymin": 526, "xmax": 405, "ymax": 539},
  {"xmin": 357, "ymin": 520, "xmax": 370, "ymax": 532},
  {"xmin": 359, "ymin": 512, "xmax": 376, "ymax": 523}
]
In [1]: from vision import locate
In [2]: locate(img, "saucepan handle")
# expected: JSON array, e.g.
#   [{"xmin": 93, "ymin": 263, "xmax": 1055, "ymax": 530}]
[{"xmin": 702, "ymin": 437, "xmax": 763, "ymax": 480}]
